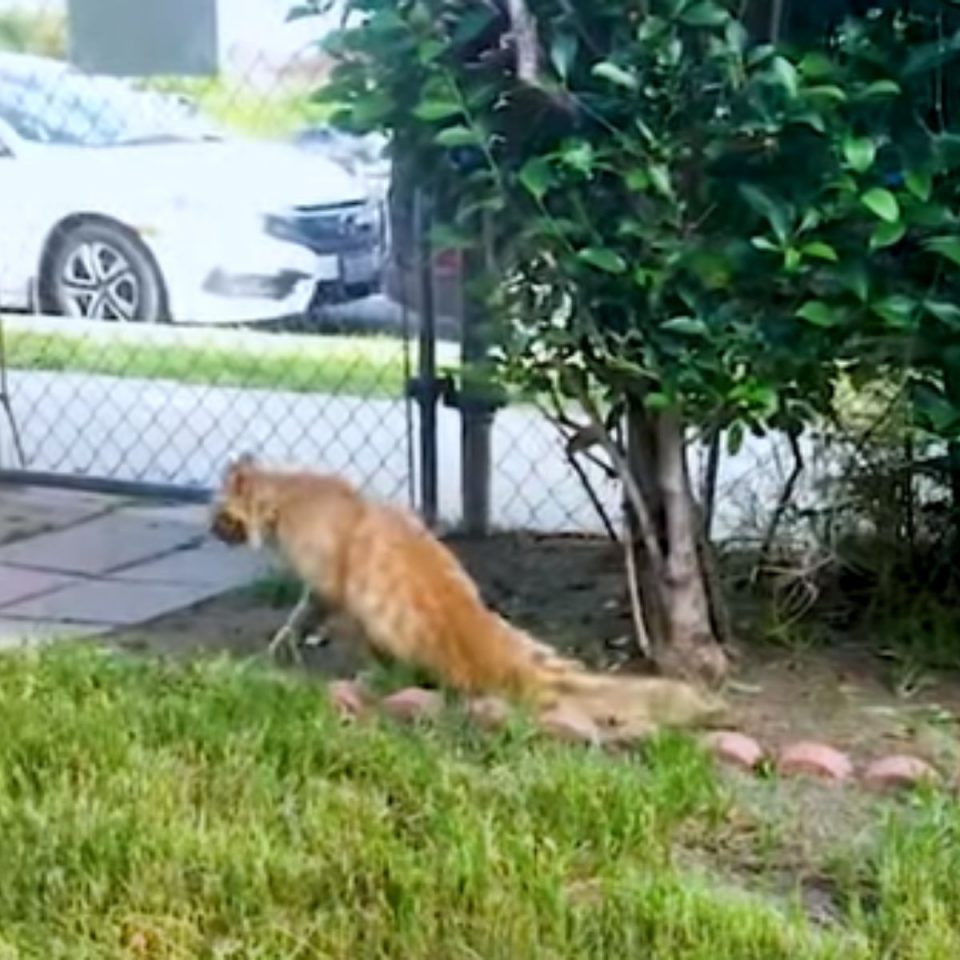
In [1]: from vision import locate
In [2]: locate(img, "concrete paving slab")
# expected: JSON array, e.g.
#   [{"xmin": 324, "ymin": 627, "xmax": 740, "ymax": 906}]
[
  {"xmin": 0, "ymin": 483, "xmax": 126, "ymax": 545},
  {"xmin": 1, "ymin": 577, "xmax": 235, "ymax": 626},
  {"xmin": 0, "ymin": 617, "xmax": 112, "ymax": 650},
  {"xmin": 122, "ymin": 502, "xmax": 212, "ymax": 527},
  {"xmin": 0, "ymin": 511, "xmax": 202, "ymax": 576},
  {"xmin": 114, "ymin": 539, "xmax": 272, "ymax": 587},
  {"xmin": 0, "ymin": 564, "xmax": 79, "ymax": 607}
]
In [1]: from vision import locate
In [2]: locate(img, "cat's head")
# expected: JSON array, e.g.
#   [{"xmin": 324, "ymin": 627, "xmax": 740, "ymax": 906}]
[{"xmin": 210, "ymin": 452, "xmax": 276, "ymax": 549}]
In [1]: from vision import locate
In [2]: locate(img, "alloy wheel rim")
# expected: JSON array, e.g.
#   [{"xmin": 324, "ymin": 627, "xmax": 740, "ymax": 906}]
[{"xmin": 60, "ymin": 241, "xmax": 141, "ymax": 320}]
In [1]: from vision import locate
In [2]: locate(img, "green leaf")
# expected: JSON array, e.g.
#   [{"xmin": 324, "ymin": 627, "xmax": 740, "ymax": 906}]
[
  {"xmin": 835, "ymin": 264, "xmax": 869, "ymax": 303},
  {"xmin": 434, "ymin": 125, "xmax": 482, "ymax": 147},
  {"xmin": 858, "ymin": 79, "xmax": 901, "ymax": 99},
  {"xmin": 843, "ymin": 136, "xmax": 875, "ymax": 174},
  {"xmin": 661, "ymin": 316, "xmax": 709, "ymax": 337},
  {"xmin": 678, "ymin": 2, "xmax": 729, "ymax": 26},
  {"xmin": 872, "ymin": 295, "xmax": 917, "ymax": 329},
  {"xmin": 802, "ymin": 241, "xmax": 838, "ymax": 262},
  {"xmin": 649, "ymin": 164, "xmax": 673, "ymax": 198},
  {"xmin": 578, "ymin": 247, "xmax": 627, "ymax": 274},
  {"xmin": 637, "ymin": 16, "xmax": 667, "ymax": 45},
  {"xmin": 560, "ymin": 141, "xmax": 595, "ymax": 176},
  {"xmin": 784, "ymin": 248, "xmax": 801, "ymax": 271},
  {"xmin": 347, "ymin": 92, "xmax": 394, "ymax": 128},
  {"xmin": 905, "ymin": 169, "xmax": 933, "ymax": 202},
  {"xmin": 724, "ymin": 18, "xmax": 748, "ymax": 53},
  {"xmin": 924, "ymin": 301, "xmax": 960, "ymax": 328},
  {"xmin": 911, "ymin": 380, "xmax": 960, "ymax": 437},
  {"xmin": 633, "ymin": 117, "xmax": 657, "ymax": 146},
  {"xmin": 802, "ymin": 84, "xmax": 847, "ymax": 102},
  {"xmin": 518, "ymin": 157, "xmax": 554, "ymax": 201},
  {"xmin": 417, "ymin": 38, "xmax": 446, "ymax": 64},
  {"xmin": 413, "ymin": 99, "xmax": 462, "ymax": 121},
  {"xmin": 924, "ymin": 236, "xmax": 960, "ymax": 267},
  {"xmin": 726, "ymin": 421, "xmax": 744, "ymax": 456},
  {"xmin": 751, "ymin": 236, "xmax": 779, "ymax": 253},
  {"xmin": 906, "ymin": 203, "xmax": 953, "ymax": 229},
  {"xmin": 861, "ymin": 188, "xmax": 900, "ymax": 223},
  {"xmin": 791, "ymin": 110, "xmax": 825, "ymax": 133},
  {"xmin": 644, "ymin": 392, "xmax": 672, "ymax": 412},
  {"xmin": 739, "ymin": 184, "xmax": 791, "ymax": 242},
  {"xmin": 770, "ymin": 56, "xmax": 799, "ymax": 98},
  {"xmin": 747, "ymin": 44, "xmax": 776, "ymax": 69},
  {"xmin": 686, "ymin": 250, "xmax": 730, "ymax": 289},
  {"xmin": 550, "ymin": 32, "xmax": 579, "ymax": 81},
  {"xmin": 591, "ymin": 60, "xmax": 639, "ymax": 91},
  {"xmin": 869, "ymin": 221, "xmax": 906, "ymax": 250},
  {"xmin": 796, "ymin": 301, "xmax": 839, "ymax": 327},
  {"xmin": 798, "ymin": 208, "xmax": 821, "ymax": 233},
  {"xmin": 625, "ymin": 168, "xmax": 650, "ymax": 191},
  {"xmin": 798, "ymin": 52, "xmax": 833, "ymax": 79}
]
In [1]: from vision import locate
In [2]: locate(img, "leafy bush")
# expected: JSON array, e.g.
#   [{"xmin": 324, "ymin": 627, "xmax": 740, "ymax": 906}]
[{"xmin": 308, "ymin": 0, "xmax": 960, "ymax": 674}]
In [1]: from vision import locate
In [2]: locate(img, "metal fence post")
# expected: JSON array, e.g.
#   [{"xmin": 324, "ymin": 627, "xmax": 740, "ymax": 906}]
[
  {"xmin": 459, "ymin": 213, "xmax": 497, "ymax": 536},
  {"xmin": 412, "ymin": 188, "xmax": 439, "ymax": 526}
]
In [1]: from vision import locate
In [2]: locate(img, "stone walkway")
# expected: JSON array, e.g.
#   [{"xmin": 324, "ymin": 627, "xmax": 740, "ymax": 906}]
[{"xmin": 0, "ymin": 483, "xmax": 271, "ymax": 649}]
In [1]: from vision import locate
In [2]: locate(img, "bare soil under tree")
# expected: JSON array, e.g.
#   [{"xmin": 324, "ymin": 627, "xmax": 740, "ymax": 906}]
[{"xmin": 113, "ymin": 531, "xmax": 960, "ymax": 774}]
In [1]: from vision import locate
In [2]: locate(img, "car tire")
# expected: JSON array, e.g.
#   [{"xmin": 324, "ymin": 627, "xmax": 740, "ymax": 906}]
[{"xmin": 41, "ymin": 220, "xmax": 168, "ymax": 323}]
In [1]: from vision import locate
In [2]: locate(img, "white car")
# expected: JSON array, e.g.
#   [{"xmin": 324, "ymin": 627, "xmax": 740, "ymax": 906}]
[{"xmin": 0, "ymin": 53, "xmax": 382, "ymax": 324}]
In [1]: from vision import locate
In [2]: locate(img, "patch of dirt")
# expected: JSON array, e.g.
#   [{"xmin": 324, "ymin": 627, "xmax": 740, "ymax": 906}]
[{"xmin": 114, "ymin": 532, "xmax": 960, "ymax": 770}]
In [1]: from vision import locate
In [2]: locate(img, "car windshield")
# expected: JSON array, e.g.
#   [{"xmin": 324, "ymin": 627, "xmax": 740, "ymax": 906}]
[{"xmin": 0, "ymin": 64, "xmax": 222, "ymax": 147}]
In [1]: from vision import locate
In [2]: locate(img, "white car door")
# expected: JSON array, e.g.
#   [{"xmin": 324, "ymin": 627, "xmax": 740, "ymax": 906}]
[{"xmin": 0, "ymin": 122, "xmax": 40, "ymax": 311}]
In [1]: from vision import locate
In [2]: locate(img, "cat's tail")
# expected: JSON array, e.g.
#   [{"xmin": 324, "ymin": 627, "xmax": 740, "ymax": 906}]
[{"xmin": 505, "ymin": 622, "xmax": 729, "ymax": 737}]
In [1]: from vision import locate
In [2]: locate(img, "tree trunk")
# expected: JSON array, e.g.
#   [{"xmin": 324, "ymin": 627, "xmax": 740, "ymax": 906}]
[{"xmin": 624, "ymin": 405, "xmax": 730, "ymax": 685}]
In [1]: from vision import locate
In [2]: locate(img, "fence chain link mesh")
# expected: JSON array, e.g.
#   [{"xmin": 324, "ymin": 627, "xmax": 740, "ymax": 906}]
[
  {"xmin": 0, "ymin": 1, "xmax": 419, "ymax": 509},
  {"xmin": 0, "ymin": 0, "xmax": 795, "ymax": 539}
]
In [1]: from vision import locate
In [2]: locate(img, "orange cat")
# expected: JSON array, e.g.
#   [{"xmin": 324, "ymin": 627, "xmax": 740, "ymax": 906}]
[{"xmin": 210, "ymin": 455, "xmax": 728, "ymax": 735}]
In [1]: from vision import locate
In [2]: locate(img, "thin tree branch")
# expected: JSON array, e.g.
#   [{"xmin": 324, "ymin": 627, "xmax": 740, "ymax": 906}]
[
  {"xmin": 622, "ymin": 510, "xmax": 653, "ymax": 659},
  {"xmin": 545, "ymin": 385, "xmax": 617, "ymax": 478},
  {"xmin": 757, "ymin": 430, "xmax": 804, "ymax": 574},
  {"xmin": 575, "ymin": 386, "xmax": 666, "ymax": 580},
  {"xmin": 568, "ymin": 447, "xmax": 619, "ymax": 541},
  {"xmin": 505, "ymin": 0, "xmax": 541, "ymax": 85},
  {"xmin": 538, "ymin": 399, "xmax": 619, "ymax": 541},
  {"xmin": 698, "ymin": 521, "xmax": 735, "ymax": 650},
  {"xmin": 702, "ymin": 428, "xmax": 721, "ymax": 541}
]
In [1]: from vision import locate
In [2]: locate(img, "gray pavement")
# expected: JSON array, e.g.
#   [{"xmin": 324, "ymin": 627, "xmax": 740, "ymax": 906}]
[{"xmin": 0, "ymin": 484, "xmax": 272, "ymax": 649}]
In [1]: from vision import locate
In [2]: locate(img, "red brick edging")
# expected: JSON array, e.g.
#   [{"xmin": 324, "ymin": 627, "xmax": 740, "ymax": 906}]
[{"xmin": 325, "ymin": 681, "xmax": 945, "ymax": 794}]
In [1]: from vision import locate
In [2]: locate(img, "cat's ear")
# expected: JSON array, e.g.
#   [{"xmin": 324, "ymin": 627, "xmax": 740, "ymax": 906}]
[{"xmin": 222, "ymin": 451, "xmax": 258, "ymax": 495}]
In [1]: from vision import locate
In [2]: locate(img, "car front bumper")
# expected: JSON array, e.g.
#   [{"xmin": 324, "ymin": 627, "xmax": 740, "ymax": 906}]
[{"xmin": 143, "ymin": 212, "xmax": 380, "ymax": 325}]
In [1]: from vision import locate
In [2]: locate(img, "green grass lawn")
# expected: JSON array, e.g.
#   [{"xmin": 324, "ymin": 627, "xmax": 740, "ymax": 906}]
[
  {"xmin": 0, "ymin": 646, "xmax": 957, "ymax": 957},
  {"xmin": 4, "ymin": 328, "xmax": 414, "ymax": 398}
]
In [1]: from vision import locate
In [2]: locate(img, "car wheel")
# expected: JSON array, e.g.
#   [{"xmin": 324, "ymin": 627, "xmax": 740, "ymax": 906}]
[{"xmin": 42, "ymin": 221, "xmax": 167, "ymax": 322}]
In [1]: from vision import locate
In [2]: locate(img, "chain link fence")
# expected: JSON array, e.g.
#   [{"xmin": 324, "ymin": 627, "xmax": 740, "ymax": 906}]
[
  {"xmin": 0, "ymin": 0, "xmax": 424, "ymax": 509},
  {"xmin": 0, "ymin": 0, "xmax": 809, "ymax": 540}
]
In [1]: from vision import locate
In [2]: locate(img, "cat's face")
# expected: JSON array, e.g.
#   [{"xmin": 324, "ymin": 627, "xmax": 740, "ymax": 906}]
[{"xmin": 210, "ymin": 453, "xmax": 266, "ymax": 547}]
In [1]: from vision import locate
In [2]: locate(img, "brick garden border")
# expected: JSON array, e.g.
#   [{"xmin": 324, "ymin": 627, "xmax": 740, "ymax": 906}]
[{"xmin": 326, "ymin": 680, "xmax": 946, "ymax": 795}]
